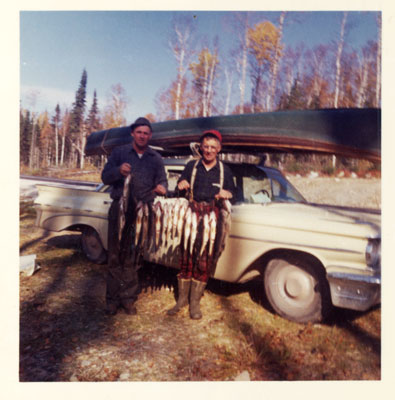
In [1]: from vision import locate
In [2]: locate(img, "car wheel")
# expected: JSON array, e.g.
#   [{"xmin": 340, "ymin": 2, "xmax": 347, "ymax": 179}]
[
  {"xmin": 264, "ymin": 257, "xmax": 330, "ymax": 323},
  {"xmin": 81, "ymin": 227, "xmax": 107, "ymax": 264}
]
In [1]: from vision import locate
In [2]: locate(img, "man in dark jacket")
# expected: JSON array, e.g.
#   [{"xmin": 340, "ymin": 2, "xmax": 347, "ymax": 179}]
[
  {"xmin": 101, "ymin": 117, "xmax": 167, "ymax": 315},
  {"xmin": 167, "ymin": 129, "xmax": 235, "ymax": 319}
]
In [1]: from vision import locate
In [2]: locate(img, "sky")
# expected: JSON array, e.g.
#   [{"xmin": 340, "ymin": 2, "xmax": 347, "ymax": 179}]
[{"xmin": 19, "ymin": 9, "xmax": 380, "ymax": 123}]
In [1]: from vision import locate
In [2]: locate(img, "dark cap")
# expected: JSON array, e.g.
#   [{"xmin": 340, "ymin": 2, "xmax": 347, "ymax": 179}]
[
  {"xmin": 200, "ymin": 129, "xmax": 222, "ymax": 144},
  {"xmin": 130, "ymin": 117, "xmax": 152, "ymax": 132}
]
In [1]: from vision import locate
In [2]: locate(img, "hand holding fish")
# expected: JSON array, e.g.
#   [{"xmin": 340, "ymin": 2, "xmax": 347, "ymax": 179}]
[
  {"xmin": 177, "ymin": 180, "xmax": 190, "ymax": 191},
  {"xmin": 154, "ymin": 184, "xmax": 167, "ymax": 195},
  {"xmin": 119, "ymin": 163, "xmax": 132, "ymax": 176},
  {"xmin": 215, "ymin": 189, "xmax": 233, "ymax": 200}
]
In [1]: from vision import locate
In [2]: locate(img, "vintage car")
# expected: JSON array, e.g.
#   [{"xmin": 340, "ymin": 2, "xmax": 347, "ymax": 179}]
[{"xmin": 33, "ymin": 156, "xmax": 381, "ymax": 324}]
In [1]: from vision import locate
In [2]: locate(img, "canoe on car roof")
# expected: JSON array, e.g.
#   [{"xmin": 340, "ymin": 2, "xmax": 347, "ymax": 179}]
[{"xmin": 84, "ymin": 108, "xmax": 381, "ymax": 162}]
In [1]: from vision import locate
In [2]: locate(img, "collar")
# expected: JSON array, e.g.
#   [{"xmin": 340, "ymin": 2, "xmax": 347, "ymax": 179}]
[
  {"xmin": 129, "ymin": 144, "xmax": 156, "ymax": 157},
  {"xmin": 198, "ymin": 157, "xmax": 220, "ymax": 171}
]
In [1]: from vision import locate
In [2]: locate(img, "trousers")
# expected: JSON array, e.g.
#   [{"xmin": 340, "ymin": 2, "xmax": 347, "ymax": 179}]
[{"xmin": 106, "ymin": 199, "xmax": 140, "ymax": 306}]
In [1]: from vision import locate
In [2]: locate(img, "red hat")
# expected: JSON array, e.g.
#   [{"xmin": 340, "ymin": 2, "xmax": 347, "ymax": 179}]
[{"xmin": 200, "ymin": 129, "xmax": 222, "ymax": 143}]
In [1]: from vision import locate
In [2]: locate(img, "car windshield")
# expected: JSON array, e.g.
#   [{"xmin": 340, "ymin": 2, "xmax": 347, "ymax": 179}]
[{"xmin": 229, "ymin": 164, "xmax": 306, "ymax": 205}]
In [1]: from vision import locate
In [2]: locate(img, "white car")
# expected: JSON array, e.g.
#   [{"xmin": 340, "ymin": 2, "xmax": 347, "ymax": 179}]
[{"xmin": 34, "ymin": 158, "xmax": 381, "ymax": 323}]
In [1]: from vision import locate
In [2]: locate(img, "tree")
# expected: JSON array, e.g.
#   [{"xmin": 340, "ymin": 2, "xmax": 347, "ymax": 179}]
[
  {"xmin": 189, "ymin": 46, "xmax": 219, "ymax": 117},
  {"xmin": 20, "ymin": 109, "xmax": 32, "ymax": 166},
  {"xmin": 86, "ymin": 90, "xmax": 101, "ymax": 133},
  {"xmin": 169, "ymin": 15, "xmax": 195, "ymax": 120},
  {"xmin": 375, "ymin": 13, "xmax": 381, "ymax": 107},
  {"xmin": 52, "ymin": 104, "xmax": 61, "ymax": 166},
  {"xmin": 69, "ymin": 69, "xmax": 88, "ymax": 168},
  {"xmin": 247, "ymin": 21, "xmax": 281, "ymax": 112},
  {"xmin": 334, "ymin": 12, "xmax": 348, "ymax": 108},
  {"xmin": 268, "ymin": 12, "xmax": 285, "ymax": 111},
  {"xmin": 281, "ymin": 76, "xmax": 306, "ymax": 110},
  {"xmin": 102, "ymin": 83, "xmax": 128, "ymax": 128}
]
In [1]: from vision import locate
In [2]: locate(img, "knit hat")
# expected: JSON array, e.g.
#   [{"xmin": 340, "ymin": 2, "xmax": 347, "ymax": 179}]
[
  {"xmin": 200, "ymin": 129, "xmax": 222, "ymax": 143},
  {"xmin": 130, "ymin": 117, "xmax": 152, "ymax": 131}
]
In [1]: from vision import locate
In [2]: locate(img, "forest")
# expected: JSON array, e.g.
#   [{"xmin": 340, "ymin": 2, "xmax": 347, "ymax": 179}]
[{"xmin": 19, "ymin": 12, "xmax": 381, "ymax": 173}]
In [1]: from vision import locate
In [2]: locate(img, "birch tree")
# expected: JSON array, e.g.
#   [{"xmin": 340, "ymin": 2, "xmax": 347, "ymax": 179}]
[
  {"xmin": 169, "ymin": 16, "xmax": 195, "ymax": 120},
  {"xmin": 334, "ymin": 12, "xmax": 348, "ymax": 108},
  {"xmin": 375, "ymin": 13, "xmax": 381, "ymax": 107},
  {"xmin": 268, "ymin": 12, "xmax": 285, "ymax": 111},
  {"xmin": 247, "ymin": 21, "xmax": 280, "ymax": 112},
  {"xmin": 190, "ymin": 47, "xmax": 219, "ymax": 117}
]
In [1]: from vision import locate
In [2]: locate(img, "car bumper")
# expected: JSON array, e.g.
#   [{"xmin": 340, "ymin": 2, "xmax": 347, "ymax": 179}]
[{"xmin": 327, "ymin": 271, "xmax": 381, "ymax": 311}]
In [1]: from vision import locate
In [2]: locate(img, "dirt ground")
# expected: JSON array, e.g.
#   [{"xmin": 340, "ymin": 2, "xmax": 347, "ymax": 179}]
[{"xmin": 19, "ymin": 176, "xmax": 381, "ymax": 382}]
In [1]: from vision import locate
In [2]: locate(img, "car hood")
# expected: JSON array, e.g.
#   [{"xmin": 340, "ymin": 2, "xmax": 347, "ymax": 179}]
[{"xmin": 231, "ymin": 202, "xmax": 381, "ymax": 239}]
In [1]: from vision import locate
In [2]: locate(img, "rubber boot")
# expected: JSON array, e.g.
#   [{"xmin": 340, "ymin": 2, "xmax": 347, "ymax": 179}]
[
  {"xmin": 167, "ymin": 278, "xmax": 191, "ymax": 315},
  {"xmin": 189, "ymin": 279, "xmax": 207, "ymax": 320}
]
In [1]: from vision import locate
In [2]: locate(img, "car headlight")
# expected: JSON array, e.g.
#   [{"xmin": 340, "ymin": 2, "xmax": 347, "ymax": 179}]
[{"xmin": 366, "ymin": 238, "xmax": 381, "ymax": 270}]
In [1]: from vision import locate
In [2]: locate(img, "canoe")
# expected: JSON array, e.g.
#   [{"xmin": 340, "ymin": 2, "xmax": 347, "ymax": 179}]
[{"xmin": 84, "ymin": 108, "xmax": 381, "ymax": 161}]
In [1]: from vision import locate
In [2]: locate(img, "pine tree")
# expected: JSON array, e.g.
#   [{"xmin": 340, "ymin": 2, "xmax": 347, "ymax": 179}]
[
  {"xmin": 69, "ymin": 69, "xmax": 88, "ymax": 168},
  {"xmin": 69, "ymin": 69, "xmax": 88, "ymax": 135},
  {"xmin": 86, "ymin": 90, "xmax": 101, "ymax": 133},
  {"xmin": 20, "ymin": 109, "xmax": 32, "ymax": 166}
]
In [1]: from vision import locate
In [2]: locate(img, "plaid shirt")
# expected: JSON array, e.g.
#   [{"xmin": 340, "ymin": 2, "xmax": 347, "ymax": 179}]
[
  {"xmin": 178, "ymin": 159, "xmax": 235, "ymax": 203},
  {"xmin": 101, "ymin": 144, "xmax": 168, "ymax": 202}
]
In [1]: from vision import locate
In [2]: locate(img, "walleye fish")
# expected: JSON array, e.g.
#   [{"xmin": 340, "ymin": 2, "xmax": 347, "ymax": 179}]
[
  {"xmin": 166, "ymin": 201, "xmax": 174, "ymax": 248},
  {"xmin": 118, "ymin": 173, "xmax": 132, "ymax": 241},
  {"xmin": 161, "ymin": 203, "xmax": 169, "ymax": 249},
  {"xmin": 140, "ymin": 203, "xmax": 150, "ymax": 250},
  {"xmin": 208, "ymin": 210, "xmax": 217, "ymax": 257},
  {"xmin": 213, "ymin": 200, "xmax": 232, "ymax": 262},
  {"xmin": 175, "ymin": 202, "xmax": 187, "ymax": 248},
  {"xmin": 134, "ymin": 201, "xmax": 144, "ymax": 247},
  {"xmin": 171, "ymin": 198, "xmax": 180, "ymax": 240},
  {"xmin": 199, "ymin": 213, "xmax": 210, "ymax": 257},
  {"xmin": 183, "ymin": 207, "xmax": 192, "ymax": 254},
  {"xmin": 189, "ymin": 211, "xmax": 198, "ymax": 257},
  {"xmin": 154, "ymin": 201, "xmax": 163, "ymax": 249}
]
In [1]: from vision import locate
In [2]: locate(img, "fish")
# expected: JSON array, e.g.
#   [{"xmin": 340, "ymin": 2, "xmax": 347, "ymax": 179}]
[
  {"xmin": 208, "ymin": 210, "xmax": 217, "ymax": 257},
  {"xmin": 118, "ymin": 173, "xmax": 132, "ymax": 241},
  {"xmin": 183, "ymin": 207, "xmax": 192, "ymax": 255},
  {"xmin": 175, "ymin": 202, "xmax": 187, "ymax": 248},
  {"xmin": 171, "ymin": 198, "xmax": 180, "ymax": 240},
  {"xmin": 166, "ymin": 202, "xmax": 173, "ymax": 250},
  {"xmin": 161, "ymin": 203, "xmax": 169, "ymax": 249},
  {"xmin": 134, "ymin": 201, "xmax": 144, "ymax": 247},
  {"xmin": 213, "ymin": 200, "xmax": 232, "ymax": 263},
  {"xmin": 154, "ymin": 201, "xmax": 163, "ymax": 250},
  {"xmin": 199, "ymin": 213, "xmax": 210, "ymax": 257},
  {"xmin": 140, "ymin": 203, "xmax": 150, "ymax": 250},
  {"xmin": 189, "ymin": 211, "xmax": 198, "ymax": 257}
]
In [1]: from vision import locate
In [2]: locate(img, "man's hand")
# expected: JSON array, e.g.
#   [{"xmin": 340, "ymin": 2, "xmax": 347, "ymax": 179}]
[
  {"xmin": 119, "ymin": 163, "xmax": 132, "ymax": 177},
  {"xmin": 177, "ymin": 180, "xmax": 190, "ymax": 191},
  {"xmin": 215, "ymin": 189, "xmax": 233, "ymax": 200},
  {"xmin": 154, "ymin": 184, "xmax": 167, "ymax": 196}
]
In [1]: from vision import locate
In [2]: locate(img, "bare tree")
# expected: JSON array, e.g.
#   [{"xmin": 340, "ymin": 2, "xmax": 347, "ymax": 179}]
[
  {"xmin": 169, "ymin": 15, "xmax": 195, "ymax": 120},
  {"xmin": 334, "ymin": 12, "xmax": 348, "ymax": 108},
  {"xmin": 375, "ymin": 13, "xmax": 381, "ymax": 107},
  {"xmin": 223, "ymin": 66, "xmax": 234, "ymax": 115},
  {"xmin": 268, "ymin": 11, "xmax": 285, "ymax": 111}
]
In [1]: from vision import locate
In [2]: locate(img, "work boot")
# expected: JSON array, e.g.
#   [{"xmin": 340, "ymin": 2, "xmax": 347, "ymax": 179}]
[
  {"xmin": 189, "ymin": 279, "xmax": 207, "ymax": 320},
  {"xmin": 167, "ymin": 278, "xmax": 191, "ymax": 316},
  {"xmin": 122, "ymin": 300, "xmax": 137, "ymax": 315},
  {"xmin": 105, "ymin": 302, "xmax": 119, "ymax": 315}
]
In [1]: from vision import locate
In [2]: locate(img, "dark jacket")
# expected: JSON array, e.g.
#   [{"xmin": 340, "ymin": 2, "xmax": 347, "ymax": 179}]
[{"xmin": 101, "ymin": 143, "xmax": 168, "ymax": 202}]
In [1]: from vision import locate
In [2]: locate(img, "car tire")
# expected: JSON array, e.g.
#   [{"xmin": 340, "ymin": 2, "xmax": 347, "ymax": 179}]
[
  {"xmin": 81, "ymin": 227, "xmax": 107, "ymax": 264},
  {"xmin": 264, "ymin": 257, "xmax": 330, "ymax": 323}
]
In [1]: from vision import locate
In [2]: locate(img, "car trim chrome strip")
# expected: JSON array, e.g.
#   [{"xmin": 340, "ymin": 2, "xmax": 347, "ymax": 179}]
[{"xmin": 228, "ymin": 234, "xmax": 362, "ymax": 254}]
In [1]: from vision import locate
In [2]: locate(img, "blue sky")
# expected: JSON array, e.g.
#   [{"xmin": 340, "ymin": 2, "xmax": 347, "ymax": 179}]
[{"xmin": 20, "ymin": 10, "xmax": 380, "ymax": 122}]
